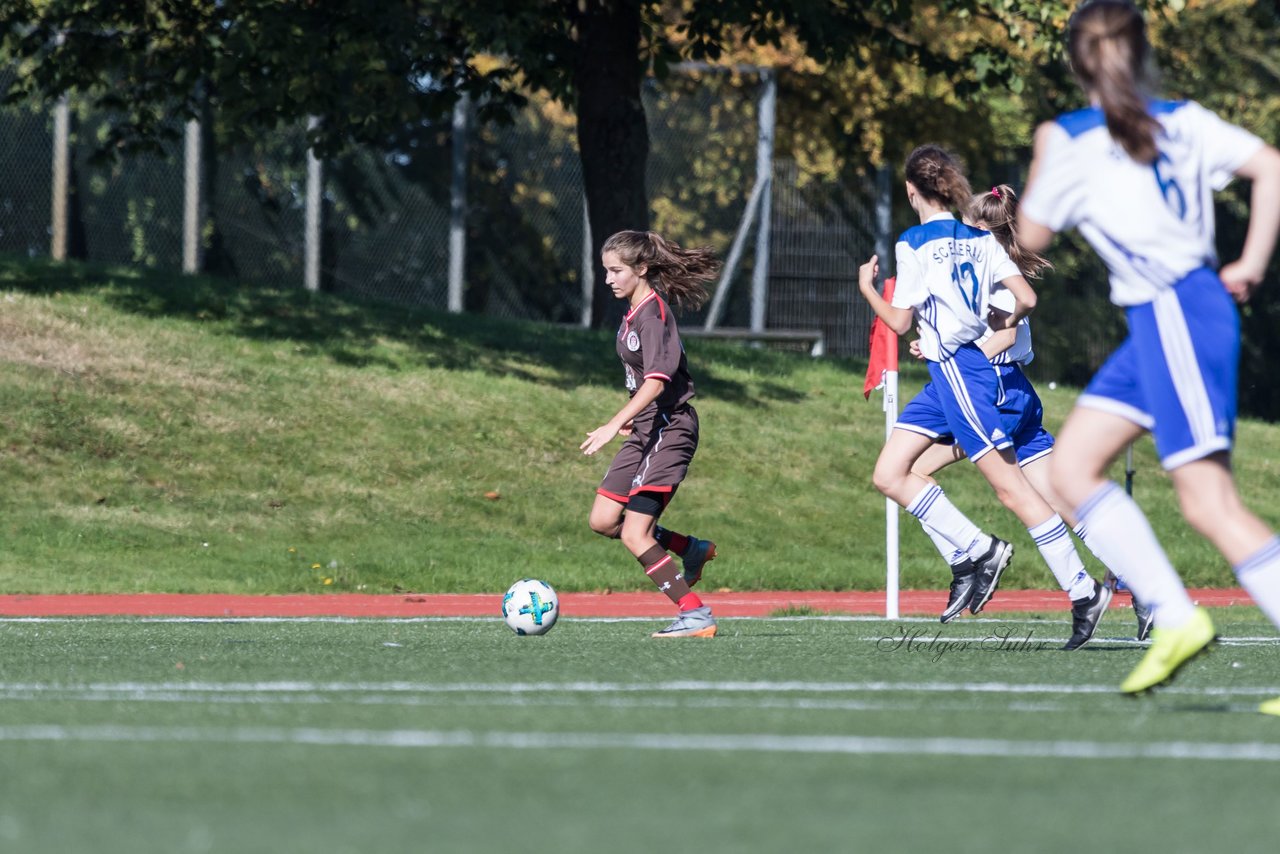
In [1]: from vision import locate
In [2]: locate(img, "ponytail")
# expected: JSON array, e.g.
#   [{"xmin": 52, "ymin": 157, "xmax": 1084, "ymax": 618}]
[
  {"xmin": 602, "ymin": 231, "xmax": 720, "ymax": 311},
  {"xmin": 904, "ymin": 144, "xmax": 973, "ymax": 211},
  {"xmin": 1068, "ymin": 0, "xmax": 1160, "ymax": 164},
  {"xmin": 967, "ymin": 186, "xmax": 1051, "ymax": 279}
]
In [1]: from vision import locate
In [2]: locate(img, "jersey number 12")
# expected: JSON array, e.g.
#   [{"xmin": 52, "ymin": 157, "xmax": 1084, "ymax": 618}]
[{"xmin": 951, "ymin": 261, "xmax": 980, "ymax": 313}]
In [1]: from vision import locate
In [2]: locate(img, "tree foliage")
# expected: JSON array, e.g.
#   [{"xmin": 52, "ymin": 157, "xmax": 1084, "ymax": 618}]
[
  {"xmin": 9, "ymin": 0, "xmax": 1280, "ymax": 416},
  {"xmin": 1, "ymin": 0, "xmax": 1090, "ymax": 324}
]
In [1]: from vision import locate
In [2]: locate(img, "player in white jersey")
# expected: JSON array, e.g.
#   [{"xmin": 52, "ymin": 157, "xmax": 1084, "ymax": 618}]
[
  {"xmin": 1019, "ymin": 0, "xmax": 1280, "ymax": 704},
  {"xmin": 907, "ymin": 186, "xmax": 1128, "ymax": 648},
  {"xmin": 859, "ymin": 147, "xmax": 1108, "ymax": 648}
]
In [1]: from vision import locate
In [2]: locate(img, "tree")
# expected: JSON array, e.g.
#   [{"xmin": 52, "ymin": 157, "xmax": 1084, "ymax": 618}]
[{"xmin": 4, "ymin": 1, "xmax": 1123, "ymax": 325}]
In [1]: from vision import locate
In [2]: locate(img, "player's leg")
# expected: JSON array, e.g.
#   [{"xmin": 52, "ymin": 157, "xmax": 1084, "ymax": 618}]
[
  {"xmin": 930, "ymin": 350, "xmax": 1101, "ymax": 631},
  {"xmin": 592, "ymin": 428, "xmax": 644, "ymax": 539},
  {"xmin": 588, "ymin": 493, "xmax": 627, "ymax": 539},
  {"xmin": 649, "ymin": 407, "xmax": 715, "ymax": 587},
  {"xmin": 1171, "ymin": 452, "xmax": 1280, "ymax": 622},
  {"xmin": 627, "ymin": 407, "xmax": 716, "ymax": 637},
  {"xmin": 653, "ymin": 523, "xmax": 716, "ymax": 587},
  {"xmin": 875, "ymin": 427, "xmax": 999, "ymax": 560},
  {"xmin": 1023, "ymin": 453, "xmax": 1154, "ymax": 641},
  {"xmin": 1172, "ymin": 453, "xmax": 1278, "ymax": 569},
  {"xmin": 1054, "ymin": 407, "xmax": 1210, "ymax": 691},
  {"xmin": 1064, "ymin": 278, "xmax": 1248, "ymax": 690},
  {"xmin": 917, "ymin": 352, "xmax": 1031, "ymax": 614},
  {"xmin": 621, "ymin": 494, "xmax": 715, "ymax": 638},
  {"xmin": 912, "ymin": 440, "xmax": 968, "ymax": 479},
  {"xmin": 972, "ymin": 446, "xmax": 1111, "ymax": 647},
  {"xmin": 911, "ymin": 442, "xmax": 981, "ymax": 622},
  {"xmin": 1171, "ymin": 457, "xmax": 1280, "ymax": 712},
  {"xmin": 1020, "ymin": 452, "xmax": 1114, "ymax": 603}
]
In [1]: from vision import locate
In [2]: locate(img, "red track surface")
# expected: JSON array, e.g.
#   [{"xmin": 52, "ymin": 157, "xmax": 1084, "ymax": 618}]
[{"xmin": 0, "ymin": 589, "xmax": 1253, "ymax": 618}]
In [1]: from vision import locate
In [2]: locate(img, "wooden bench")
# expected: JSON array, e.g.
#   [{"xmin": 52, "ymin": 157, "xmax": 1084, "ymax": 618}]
[{"xmin": 681, "ymin": 327, "xmax": 825, "ymax": 357}]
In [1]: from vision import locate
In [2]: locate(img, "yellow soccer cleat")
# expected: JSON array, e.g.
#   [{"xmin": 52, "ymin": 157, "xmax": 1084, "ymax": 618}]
[
  {"xmin": 1120, "ymin": 606, "xmax": 1216, "ymax": 694},
  {"xmin": 1260, "ymin": 697, "xmax": 1280, "ymax": 717}
]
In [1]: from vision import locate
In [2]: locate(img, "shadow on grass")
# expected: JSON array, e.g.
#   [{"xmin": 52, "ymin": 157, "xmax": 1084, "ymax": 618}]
[{"xmin": 0, "ymin": 256, "xmax": 862, "ymax": 406}]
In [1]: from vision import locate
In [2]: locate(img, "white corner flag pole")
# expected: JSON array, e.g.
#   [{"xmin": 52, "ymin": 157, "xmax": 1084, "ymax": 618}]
[{"xmin": 883, "ymin": 368, "xmax": 900, "ymax": 619}]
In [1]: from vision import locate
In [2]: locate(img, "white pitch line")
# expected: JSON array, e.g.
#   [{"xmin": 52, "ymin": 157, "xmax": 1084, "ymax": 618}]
[
  {"xmin": 2, "ymin": 616, "xmax": 1277, "ymax": 648},
  {"xmin": 0, "ymin": 688, "xmax": 1076, "ymax": 715},
  {"xmin": 0, "ymin": 679, "xmax": 1275, "ymax": 697},
  {"xmin": 1, "ymin": 724, "xmax": 1278, "ymax": 762},
  {"xmin": 0, "ymin": 685, "xmax": 1119, "ymax": 715},
  {"xmin": 2, "ymin": 691, "xmax": 1259, "ymax": 717}
]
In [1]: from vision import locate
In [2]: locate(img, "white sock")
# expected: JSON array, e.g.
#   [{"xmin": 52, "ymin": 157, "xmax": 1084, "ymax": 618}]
[
  {"xmin": 1029, "ymin": 514, "xmax": 1094, "ymax": 601},
  {"xmin": 922, "ymin": 522, "xmax": 970, "ymax": 567},
  {"xmin": 906, "ymin": 485, "xmax": 985, "ymax": 555},
  {"xmin": 1076, "ymin": 482, "xmax": 1195, "ymax": 628},
  {"xmin": 1074, "ymin": 521, "xmax": 1128, "ymax": 591},
  {"xmin": 1235, "ymin": 536, "xmax": 1280, "ymax": 629}
]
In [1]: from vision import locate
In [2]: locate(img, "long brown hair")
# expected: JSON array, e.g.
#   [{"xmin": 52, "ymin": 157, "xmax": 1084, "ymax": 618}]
[
  {"xmin": 1068, "ymin": 0, "xmax": 1160, "ymax": 164},
  {"xmin": 967, "ymin": 185, "xmax": 1052, "ymax": 280},
  {"xmin": 904, "ymin": 144, "xmax": 973, "ymax": 210},
  {"xmin": 601, "ymin": 231, "xmax": 720, "ymax": 311}
]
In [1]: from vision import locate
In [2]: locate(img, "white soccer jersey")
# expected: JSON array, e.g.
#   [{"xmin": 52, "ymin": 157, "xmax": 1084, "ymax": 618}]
[
  {"xmin": 1021, "ymin": 100, "xmax": 1263, "ymax": 307},
  {"xmin": 892, "ymin": 213, "xmax": 1022, "ymax": 361},
  {"xmin": 980, "ymin": 285, "xmax": 1033, "ymax": 366}
]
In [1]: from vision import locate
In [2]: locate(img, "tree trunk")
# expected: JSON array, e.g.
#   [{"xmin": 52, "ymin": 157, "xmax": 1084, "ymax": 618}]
[
  {"xmin": 199, "ymin": 90, "xmax": 238, "ymax": 278},
  {"xmin": 573, "ymin": 0, "xmax": 649, "ymax": 329}
]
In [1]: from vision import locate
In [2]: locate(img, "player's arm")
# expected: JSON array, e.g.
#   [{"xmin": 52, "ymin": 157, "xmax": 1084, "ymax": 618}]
[
  {"xmin": 1219, "ymin": 143, "xmax": 1280, "ymax": 302},
  {"xmin": 580, "ymin": 378, "xmax": 664, "ymax": 456},
  {"xmin": 1016, "ymin": 123, "xmax": 1058, "ymax": 254},
  {"xmin": 858, "ymin": 255, "xmax": 914, "ymax": 335},
  {"xmin": 980, "ymin": 307, "xmax": 1018, "ymax": 359},
  {"xmin": 993, "ymin": 274, "xmax": 1036, "ymax": 327}
]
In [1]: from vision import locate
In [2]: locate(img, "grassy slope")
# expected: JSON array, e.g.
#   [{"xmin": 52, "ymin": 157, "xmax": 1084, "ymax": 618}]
[{"xmin": 1, "ymin": 256, "xmax": 1277, "ymax": 594}]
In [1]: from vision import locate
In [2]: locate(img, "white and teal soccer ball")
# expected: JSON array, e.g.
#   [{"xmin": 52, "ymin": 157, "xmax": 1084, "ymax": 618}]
[{"xmin": 501, "ymin": 578, "xmax": 559, "ymax": 636}]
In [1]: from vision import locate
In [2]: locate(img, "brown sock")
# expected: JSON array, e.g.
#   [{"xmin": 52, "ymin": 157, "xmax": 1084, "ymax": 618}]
[
  {"xmin": 637, "ymin": 544, "xmax": 695, "ymax": 607},
  {"xmin": 654, "ymin": 526, "xmax": 690, "ymax": 556}
]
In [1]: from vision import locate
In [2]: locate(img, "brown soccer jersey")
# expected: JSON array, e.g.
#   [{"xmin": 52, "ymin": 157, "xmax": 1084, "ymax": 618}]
[{"xmin": 616, "ymin": 291, "xmax": 694, "ymax": 415}]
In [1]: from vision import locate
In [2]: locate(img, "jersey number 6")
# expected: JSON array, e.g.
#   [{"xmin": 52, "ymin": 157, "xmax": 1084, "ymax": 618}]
[{"xmin": 1153, "ymin": 152, "xmax": 1187, "ymax": 220}]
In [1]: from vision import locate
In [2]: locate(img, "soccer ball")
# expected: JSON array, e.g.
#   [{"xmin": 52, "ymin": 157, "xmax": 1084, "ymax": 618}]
[{"xmin": 501, "ymin": 578, "xmax": 559, "ymax": 636}]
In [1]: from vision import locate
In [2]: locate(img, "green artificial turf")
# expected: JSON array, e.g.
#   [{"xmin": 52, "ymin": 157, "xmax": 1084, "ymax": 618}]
[{"xmin": 1, "ymin": 610, "xmax": 1277, "ymax": 853}]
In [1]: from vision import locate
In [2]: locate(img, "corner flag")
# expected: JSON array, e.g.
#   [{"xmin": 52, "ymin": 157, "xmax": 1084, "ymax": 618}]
[
  {"xmin": 863, "ymin": 276, "xmax": 899, "ymax": 399},
  {"xmin": 862, "ymin": 276, "xmax": 900, "ymax": 619}
]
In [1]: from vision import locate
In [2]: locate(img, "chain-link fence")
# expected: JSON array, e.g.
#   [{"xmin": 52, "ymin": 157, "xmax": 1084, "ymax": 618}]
[
  {"xmin": 0, "ymin": 71, "xmax": 52, "ymax": 259},
  {"xmin": 0, "ymin": 70, "xmax": 885, "ymax": 357},
  {"xmin": 71, "ymin": 109, "xmax": 185, "ymax": 270}
]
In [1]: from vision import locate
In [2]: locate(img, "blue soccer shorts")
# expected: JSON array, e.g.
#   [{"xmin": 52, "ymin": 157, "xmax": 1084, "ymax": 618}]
[
  {"xmin": 896, "ymin": 342, "xmax": 1015, "ymax": 462},
  {"xmin": 1077, "ymin": 267, "xmax": 1238, "ymax": 470},
  {"xmin": 907, "ymin": 363, "xmax": 1053, "ymax": 466}
]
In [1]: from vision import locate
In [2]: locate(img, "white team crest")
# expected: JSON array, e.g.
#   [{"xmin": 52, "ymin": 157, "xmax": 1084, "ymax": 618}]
[{"xmin": 626, "ymin": 331, "xmax": 640, "ymax": 351}]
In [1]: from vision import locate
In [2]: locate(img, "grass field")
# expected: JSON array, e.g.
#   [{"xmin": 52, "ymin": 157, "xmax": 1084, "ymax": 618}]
[
  {"xmin": 3, "ymin": 255, "xmax": 1280, "ymax": 595},
  {"xmin": 2, "ymin": 609, "xmax": 1278, "ymax": 853},
  {"xmin": 3, "ymin": 256, "xmax": 1279, "ymax": 851}
]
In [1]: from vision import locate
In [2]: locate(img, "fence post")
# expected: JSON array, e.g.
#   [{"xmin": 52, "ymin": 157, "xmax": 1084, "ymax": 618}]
[
  {"xmin": 749, "ymin": 69, "xmax": 776, "ymax": 334},
  {"xmin": 874, "ymin": 164, "xmax": 892, "ymax": 274},
  {"xmin": 304, "ymin": 116, "xmax": 322, "ymax": 292},
  {"xmin": 448, "ymin": 94, "xmax": 469, "ymax": 313},
  {"xmin": 50, "ymin": 96, "xmax": 70, "ymax": 262},
  {"xmin": 182, "ymin": 119, "xmax": 202, "ymax": 274}
]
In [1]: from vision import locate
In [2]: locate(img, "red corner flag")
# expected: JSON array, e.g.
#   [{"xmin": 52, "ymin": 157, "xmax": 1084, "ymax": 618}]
[{"xmin": 863, "ymin": 276, "xmax": 899, "ymax": 400}]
